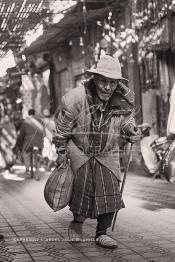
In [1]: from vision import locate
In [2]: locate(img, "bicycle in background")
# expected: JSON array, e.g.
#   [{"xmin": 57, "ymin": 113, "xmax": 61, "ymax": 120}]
[{"xmin": 29, "ymin": 147, "xmax": 42, "ymax": 181}]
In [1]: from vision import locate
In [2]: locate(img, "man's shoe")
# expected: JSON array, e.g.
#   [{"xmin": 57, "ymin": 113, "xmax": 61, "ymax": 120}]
[
  {"xmin": 95, "ymin": 235, "xmax": 118, "ymax": 249},
  {"xmin": 68, "ymin": 221, "xmax": 83, "ymax": 242},
  {"xmin": 0, "ymin": 234, "xmax": 4, "ymax": 241}
]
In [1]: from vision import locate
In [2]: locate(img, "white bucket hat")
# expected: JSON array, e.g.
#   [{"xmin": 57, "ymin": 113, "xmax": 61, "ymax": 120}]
[{"xmin": 87, "ymin": 55, "xmax": 128, "ymax": 81}]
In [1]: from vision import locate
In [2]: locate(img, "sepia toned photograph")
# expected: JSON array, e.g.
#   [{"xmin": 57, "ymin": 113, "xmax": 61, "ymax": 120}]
[{"xmin": 0, "ymin": 0, "xmax": 175, "ymax": 261}]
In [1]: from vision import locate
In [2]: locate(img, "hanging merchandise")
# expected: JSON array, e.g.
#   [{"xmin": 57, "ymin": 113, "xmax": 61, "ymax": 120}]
[
  {"xmin": 144, "ymin": 52, "xmax": 158, "ymax": 91},
  {"xmin": 82, "ymin": 0, "xmax": 87, "ymax": 34},
  {"xmin": 167, "ymin": 83, "xmax": 175, "ymax": 135},
  {"xmin": 21, "ymin": 74, "xmax": 50, "ymax": 117},
  {"xmin": 80, "ymin": 37, "xmax": 84, "ymax": 46},
  {"xmin": 153, "ymin": 52, "xmax": 158, "ymax": 86},
  {"xmin": 159, "ymin": 57, "xmax": 170, "ymax": 103},
  {"xmin": 159, "ymin": 17, "xmax": 170, "ymax": 50},
  {"xmin": 171, "ymin": 14, "xmax": 175, "ymax": 51},
  {"xmin": 69, "ymin": 40, "xmax": 73, "ymax": 46},
  {"xmin": 96, "ymin": 11, "xmax": 138, "ymax": 62}
]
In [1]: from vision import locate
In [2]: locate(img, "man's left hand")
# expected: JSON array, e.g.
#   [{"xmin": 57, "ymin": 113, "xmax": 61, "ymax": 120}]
[{"xmin": 128, "ymin": 127, "xmax": 142, "ymax": 143}]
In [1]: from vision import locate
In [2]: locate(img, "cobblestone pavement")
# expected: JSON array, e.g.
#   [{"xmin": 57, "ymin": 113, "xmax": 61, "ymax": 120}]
[{"xmin": 0, "ymin": 166, "xmax": 175, "ymax": 262}]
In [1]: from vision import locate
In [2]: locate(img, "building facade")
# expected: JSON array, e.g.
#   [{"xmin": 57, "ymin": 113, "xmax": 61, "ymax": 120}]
[{"xmin": 136, "ymin": 0, "xmax": 175, "ymax": 136}]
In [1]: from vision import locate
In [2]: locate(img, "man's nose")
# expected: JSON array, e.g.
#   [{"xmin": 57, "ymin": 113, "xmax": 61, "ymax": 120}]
[{"xmin": 104, "ymin": 82, "xmax": 111, "ymax": 90}]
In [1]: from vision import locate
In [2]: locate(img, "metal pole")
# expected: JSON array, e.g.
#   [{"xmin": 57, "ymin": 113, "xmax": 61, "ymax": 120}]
[{"xmin": 112, "ymin": 143, "xmax": 133, "ymax": 232}]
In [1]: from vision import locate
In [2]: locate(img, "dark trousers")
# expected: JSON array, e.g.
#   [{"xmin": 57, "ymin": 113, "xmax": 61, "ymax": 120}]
[
  {"xmin": 73, "ymin": 212, "xmax": 114, "ymax": 238},
  {"xmin": 96, "ymin": 212, "xmax": 114, "ymax": 238}
]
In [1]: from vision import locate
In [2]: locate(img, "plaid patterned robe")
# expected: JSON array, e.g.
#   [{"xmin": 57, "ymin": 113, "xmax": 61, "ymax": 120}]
[{"xmin": 53, "ymin": 79, "xmax": 136, "ymax": 218}]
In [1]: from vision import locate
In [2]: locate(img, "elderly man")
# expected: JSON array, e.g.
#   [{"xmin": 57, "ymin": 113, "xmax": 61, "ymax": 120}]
[{"xmin": 52, "ymin": 55, "xmax": 140, "ymax": 249}]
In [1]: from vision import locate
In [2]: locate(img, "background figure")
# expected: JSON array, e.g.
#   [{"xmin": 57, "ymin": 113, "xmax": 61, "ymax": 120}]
[{"xmin": 14, "ymin": 109, "xmax": 45, "ymax": 177}]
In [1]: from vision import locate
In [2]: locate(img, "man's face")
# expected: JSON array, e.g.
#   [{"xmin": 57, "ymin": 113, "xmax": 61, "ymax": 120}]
[{"xmin": 94, "ymin": 75, "xmax": 118, "ymax": 101}]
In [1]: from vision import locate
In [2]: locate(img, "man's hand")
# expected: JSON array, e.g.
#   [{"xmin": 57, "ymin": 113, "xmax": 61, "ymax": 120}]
[
  {"xmin": 56, "ymin": 150, "xmax": 68, "ymax": 169},
  {"xmin": 128, "ymin": 126, "xmax": 142, "ymax": 143}
]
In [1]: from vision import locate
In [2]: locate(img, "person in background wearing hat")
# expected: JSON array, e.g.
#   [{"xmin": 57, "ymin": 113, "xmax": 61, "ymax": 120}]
[{"xmin": 52, "ymin": 55, "xmax": 141, "ymax": 249}]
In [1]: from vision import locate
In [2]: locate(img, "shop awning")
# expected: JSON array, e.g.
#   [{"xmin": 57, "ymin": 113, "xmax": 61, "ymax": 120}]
[
  {"xmin": 24, "ymin": 0, "xmax": 128, "ymax": 55},
  {"xmin": 24, "ymin": 7, "xmax": 109, "ymax": 55}
]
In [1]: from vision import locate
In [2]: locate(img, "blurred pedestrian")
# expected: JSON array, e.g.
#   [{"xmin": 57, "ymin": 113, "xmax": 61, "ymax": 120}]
[
  {"xmin": 14, "ymin": 109, "xmax": 45, "ymax": 177},
  {"xmin": 13, "ymin": 111, "xmax": 24, "ymax": 133},
  {"xmin": 52, "ymin": 55, "xmax": 141, "ymax": 248}
]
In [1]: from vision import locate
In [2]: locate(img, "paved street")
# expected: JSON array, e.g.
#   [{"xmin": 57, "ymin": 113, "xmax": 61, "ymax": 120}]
[{"xmin": 0, "ymin": 165, "xmax": 175, "ymax": 262}]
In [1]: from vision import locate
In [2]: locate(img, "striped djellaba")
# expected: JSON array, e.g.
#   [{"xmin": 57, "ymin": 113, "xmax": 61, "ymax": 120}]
[{"xmin": 69, "ymin": 158, "xmax": 123, "ymax": 219}]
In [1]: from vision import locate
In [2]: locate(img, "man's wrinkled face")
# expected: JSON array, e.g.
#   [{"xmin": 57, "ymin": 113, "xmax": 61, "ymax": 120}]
[{"xmin": 94, "ymin": 74, "xmax": 118, "ymax": 101}]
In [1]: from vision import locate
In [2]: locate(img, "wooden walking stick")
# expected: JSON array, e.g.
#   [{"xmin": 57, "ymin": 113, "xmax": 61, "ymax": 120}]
[{"xmin": 112, "ymin": 142, "xmax": 133, "ymax": 232}]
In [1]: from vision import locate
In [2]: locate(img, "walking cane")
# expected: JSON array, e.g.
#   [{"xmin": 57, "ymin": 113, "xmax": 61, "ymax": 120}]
[{"xmin": 112, "ymin": 142, "xmax": 133, "ymax": 232}]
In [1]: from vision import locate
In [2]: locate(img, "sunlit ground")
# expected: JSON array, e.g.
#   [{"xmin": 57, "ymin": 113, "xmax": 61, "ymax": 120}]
[
  {"xmin": 2, "ymin": 171, "xmax": 25, "ymax": 181},
  {"xmin": 2, "ymin": 166, "xmax": 26, "ymax": 181},
  {"xmin": 1, "ymin": 165, "xmax": 48, "ymax": 181}
]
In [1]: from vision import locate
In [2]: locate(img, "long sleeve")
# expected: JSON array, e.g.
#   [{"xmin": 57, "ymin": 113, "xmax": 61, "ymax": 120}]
[
  {"xmin": 119, "ymin": 83, "xmax": 137, "ymax": 137},
  {"xmin": 118, "ymin": 81, "xmax": 135, "ymax": 106},
  {"xmin": 120, "ymin": 110, "xmax": 137, "ymax": 137},
  {"xmin": 52, "ymin": 94, "xmax": 79, "ymax": 152}
]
